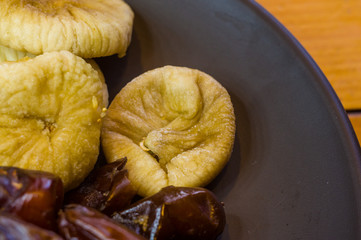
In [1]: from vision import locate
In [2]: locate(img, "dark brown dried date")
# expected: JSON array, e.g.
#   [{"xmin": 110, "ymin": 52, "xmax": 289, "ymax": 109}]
[
  {"xmin": 0, "ymin": 214, "xmax": 63, "ymax": 240},
  {"xmin": 58, "ymin": 204, "xmax": 146, "ymax": 240},
  {"xmin": 64, "ymin": 158, "xmax": 136, "ymax": 215},
  {"xmin": 112, "ymin": 186, "xmax": 226, "ymax": 240},
  {"xmin": 0, "ymin": 166, "xmax": 64, "ymax": 230}
]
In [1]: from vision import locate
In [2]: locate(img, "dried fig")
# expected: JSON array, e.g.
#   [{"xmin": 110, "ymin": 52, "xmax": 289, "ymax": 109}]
[
  {"xmin": 102, "ymin": 66, "xmax": 236, "ymax": 196},
  {"xmin": 0, "ymin": 51, "xmax": 105, "ymax": 190},
  {"xmin": 0, "ymin": 0, "xmax": 133, "ymax": 58}
]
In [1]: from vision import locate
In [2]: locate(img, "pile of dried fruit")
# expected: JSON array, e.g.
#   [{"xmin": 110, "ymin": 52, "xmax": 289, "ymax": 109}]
[
  {"xmin": 0, "ymin": 0, "xmax": 236, "ymax": 239},
  {"xmin": 0, "ymin": 161, "xmax": 226, "ymax": 239}
]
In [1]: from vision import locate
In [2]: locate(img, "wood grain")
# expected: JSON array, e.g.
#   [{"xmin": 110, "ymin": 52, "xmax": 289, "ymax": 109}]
[
  {"xmin": 348, "ymin": 113, "xmax": 361, "ymax": 146},
  {"xmin": 257, "ymin": 0, "xmax": 361, "ymax": 145},
  {"xmin": 257, "ymin": 0, "xmax": 361, "ymax": 110}
]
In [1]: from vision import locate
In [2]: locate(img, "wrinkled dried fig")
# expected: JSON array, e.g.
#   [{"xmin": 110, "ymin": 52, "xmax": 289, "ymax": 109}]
[
  {"xmin": 0, "ymin": 0, "xmax": 133, "ymax": 58},
  {"xmin": 0, "ymin": 51, "xmax": 105, "ymax": 191},
  {"xmin": 102, "ymin": 66, "xmax": 236, "ymax": 197}
]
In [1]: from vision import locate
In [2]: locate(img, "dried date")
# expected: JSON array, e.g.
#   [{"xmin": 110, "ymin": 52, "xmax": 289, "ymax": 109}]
[
  {"xmin": 0, "ymin": 214, "xmax": 63, "ymax": 240},
  {"xmin": 0, "ymin": 166, "xmax": 63, "ymax": 230},
  {"xmin": 58, "ymin": 204, "xmax": 146, "ymax": 240},
  {"xmin": 64, "ymin": 158, "xmax": 136, "ymax": 215},
  {"xmin": 112, "ymin": 186, "xmax": 226, "ymax": 240}
]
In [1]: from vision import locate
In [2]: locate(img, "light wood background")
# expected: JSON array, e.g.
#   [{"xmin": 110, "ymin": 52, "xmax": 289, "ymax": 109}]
[{"xmin": 257, "ymin": 0, "xmax": 361, "ymax": 145}]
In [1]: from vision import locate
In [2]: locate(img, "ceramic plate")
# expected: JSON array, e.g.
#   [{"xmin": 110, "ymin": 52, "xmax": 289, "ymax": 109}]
[{"xmin": 96, "ymin": 0, "xmax": 361, "ymax": 239}]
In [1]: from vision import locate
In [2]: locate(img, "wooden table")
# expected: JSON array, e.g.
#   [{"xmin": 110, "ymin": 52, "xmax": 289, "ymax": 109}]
[{"xmin": 256, "ymin": 0, "xmax": 361, "ymax": 146}]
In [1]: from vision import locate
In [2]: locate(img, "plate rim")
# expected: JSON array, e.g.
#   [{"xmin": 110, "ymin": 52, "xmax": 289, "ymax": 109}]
[{"xmin": 246, "ymin": 0, "xmax": 361, "ymax": 232}]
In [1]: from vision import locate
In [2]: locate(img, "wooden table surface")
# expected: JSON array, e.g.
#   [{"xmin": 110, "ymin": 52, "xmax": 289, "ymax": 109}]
[{"xmin": 256, "ymin": 0, "xmax": 361, "ymax": 146}]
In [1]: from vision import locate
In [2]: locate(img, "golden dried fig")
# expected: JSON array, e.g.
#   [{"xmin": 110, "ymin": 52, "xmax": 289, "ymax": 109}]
[
  {"xmin": 102, "ymin": 66, "xmax": 236, "ymax": 196},
  {"xmin": 0, "ymin": 45, "xmax": 35, "ymax": 62},
  {"xmin": 0, "ymin": 0, "xmax": 134, "ymax": 58},
  {"xmin": 0, "ymin": 51, "xmax": 105, "ymax": 191},
  {"xmin": 0, "ymin": 49, "xmax": 108, "ymax": 109}
]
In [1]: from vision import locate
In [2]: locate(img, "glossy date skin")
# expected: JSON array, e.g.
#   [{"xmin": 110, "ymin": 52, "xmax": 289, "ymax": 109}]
[
  {"xmin": 112, "ymin": 186, "xmax": 226, "ymax": 240},
  {"xmin": 65, "ymin": 158, "xmax": 136, "ymax": 215},
  {"xmin": 0, "ymin": 167, "xmax": 64, "ymax": 230},
  {"xmin": 58, "ymin": 204, "xmax": 146, "ymax": 240},
  {"xmin": 0, "ymin": 214, "xmax": 63, "ymax": 240}
]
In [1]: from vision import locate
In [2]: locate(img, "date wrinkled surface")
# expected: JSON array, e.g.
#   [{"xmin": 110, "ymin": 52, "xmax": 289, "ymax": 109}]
[
  {"xmin": 0, "ymin": 214, "xmax": 63, "ymax": 240},
  {"xmin": 0, "ymin": 165, "xmax": 227, "ymax": 240},
  {"xmin": 65, "ymin": 158, "xmax": 136, "ymax": 215},
  {"xmin": 112, "ymin": 186, "xmax": 226, "ymax": 240},
  {"xmin": 58, "ymin": 204, "xmax": 146, "ymax": 240},
  {"xmin": 0, "ymin": 166, "xmax": 64, "ymax": 230}
]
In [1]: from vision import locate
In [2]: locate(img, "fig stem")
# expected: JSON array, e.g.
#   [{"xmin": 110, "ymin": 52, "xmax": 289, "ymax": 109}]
[{"xmin": 139, "ymin": 139, "xmax": 159, "ymax": 161}]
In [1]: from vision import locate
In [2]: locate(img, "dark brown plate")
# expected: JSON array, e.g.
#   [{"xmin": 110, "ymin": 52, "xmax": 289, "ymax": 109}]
[{"xmin": 95, "ymin": 0, "xmax": 361, "ymax": 239}]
